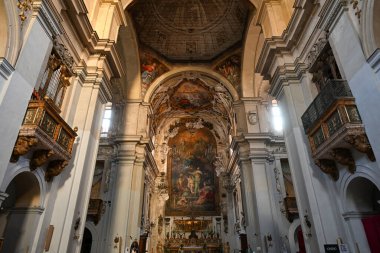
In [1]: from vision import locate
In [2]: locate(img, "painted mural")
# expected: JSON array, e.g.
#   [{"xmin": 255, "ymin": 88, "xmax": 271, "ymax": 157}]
[
  {"xmin": 166, "ymin": 126, "xmax": 219, "ymax": 216},
  {"xmin": 170, "ymin": 79, "xmax": 213, "ymax": 112},
  {"xmin": 215, "ymin": 54, "xmax": 241, "ymax": 92},
  {"xmin": 140, "ymin": 52, "xmax": 169, "ymax": 96}
]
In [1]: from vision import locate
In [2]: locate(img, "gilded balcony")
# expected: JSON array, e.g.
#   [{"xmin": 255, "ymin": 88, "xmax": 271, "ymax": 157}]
[
  {"xmin": 87, "ymin": 199, "xmax": 104, "ymax": 225},
  {"xmin": 11, "ymin": 99, "xmax": 77, "ymax": 181},
  {"xmin": 301, "ymin": 80, "xmax": 375, "ymax": 180}
]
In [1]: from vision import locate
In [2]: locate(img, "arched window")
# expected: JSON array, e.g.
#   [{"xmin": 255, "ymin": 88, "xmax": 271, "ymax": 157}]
[{"xmin": 272, "ymin": 99, "xmax": 283, "ymax": 133}]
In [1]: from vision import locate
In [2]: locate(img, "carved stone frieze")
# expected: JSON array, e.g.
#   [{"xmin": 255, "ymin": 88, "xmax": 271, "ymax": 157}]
[
  {"xmin": 344, "ymin": 134, "xmax": 376, "ymax": 161},
  {"xmin": 329, "ymin": 148, "xmax": 356, "ymax": 173},
  {"xmin": 10, "ymin": 136, "xmax": 38, "ymax": 162},
  {"xmin": 315, "ymin": 159, "xmax": 339, "ymax": 181},
  {"xmin": 30, "ymin": 150, "xmax": 54, "ymax": 170}
]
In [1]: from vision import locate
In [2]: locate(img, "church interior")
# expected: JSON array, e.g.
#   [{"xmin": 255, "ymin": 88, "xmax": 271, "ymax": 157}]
[{"xmin": 1, "ymin": 0, "xmax": 380, "ymax": 252}]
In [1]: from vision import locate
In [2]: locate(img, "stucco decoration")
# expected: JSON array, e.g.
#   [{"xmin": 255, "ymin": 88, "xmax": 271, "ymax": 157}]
[{"xmin": 129, "ymin": 0, "xmax": 251, "ymax": 61}]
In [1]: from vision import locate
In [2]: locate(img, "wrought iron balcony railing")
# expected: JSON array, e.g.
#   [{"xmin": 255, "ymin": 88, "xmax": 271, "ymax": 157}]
[
  {"xmin": 11, "ymin": 99, "xmax": 77, "ymax": 181},
  {"xmin": 301, "ymin": 79, "xmax": 353, "ymax": 133}
]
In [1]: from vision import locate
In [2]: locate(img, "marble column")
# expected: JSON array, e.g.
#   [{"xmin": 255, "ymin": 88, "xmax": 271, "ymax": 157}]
[{"xmin": 107, "ymin": 140, "xmax": 146, "ymax": 252}]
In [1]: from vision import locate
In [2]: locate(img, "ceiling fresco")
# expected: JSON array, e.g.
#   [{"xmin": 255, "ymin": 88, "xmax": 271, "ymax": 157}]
[
  {"xmin": 140, "ymin": 50, "xmax": 169, "ymax": 96},
  {"xmin": 214, "ymin": 54, "xmax": 241, "ymax": 92},
  {"xmin": 129, "ymin": 0, "xmax": 251, "ymax": 62},
  {"xmin": 170, "ymin": 79, "xmax": 213, "ymax": 111},
  {"xmin": 149, "ymin": 72, "xmax": 235, "ymax": 139}
]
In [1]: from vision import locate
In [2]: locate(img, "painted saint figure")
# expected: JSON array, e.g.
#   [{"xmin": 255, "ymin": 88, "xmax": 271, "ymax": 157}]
[{"xmin": 192, "ymin": 167, "xmax": 202, "ymax": 195}]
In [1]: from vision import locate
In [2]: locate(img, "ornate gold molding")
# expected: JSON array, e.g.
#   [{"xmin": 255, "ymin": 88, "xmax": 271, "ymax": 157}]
[
  {"xmin": 315, "ymin": 159, "xmax": 339, "ymax": 181},
  {"xmin": 344, "ymin": 134, "xmax": 376, "ymax": 161},
  {"xmin": 10, "ymin": 136, "xmax": 38, "ymax": 162},
  {"xmin": 17, "ymin": 0, "xmax": 33, "ymax": 23},
  {"xmin": 30, "ymin": 150, "xmax": 54, "ymax": 170},
  {"xmin": 330, "ymin": 148, "xmax": 356, "ymax": 173},
  {"xmin": 45, "ymin": 160, "xmax": 68, "ymax": 182}
]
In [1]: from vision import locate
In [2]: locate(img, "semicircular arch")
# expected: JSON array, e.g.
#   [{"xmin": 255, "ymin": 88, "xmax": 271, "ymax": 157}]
[{"xmin": 144, "ymin": 67, "xmax": 239, "ymax": 103}]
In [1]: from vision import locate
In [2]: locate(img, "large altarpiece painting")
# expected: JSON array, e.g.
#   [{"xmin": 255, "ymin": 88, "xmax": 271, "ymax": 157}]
[{"xmin": 166, "ymin": 127, "xmax": 219, "ymax": 216}]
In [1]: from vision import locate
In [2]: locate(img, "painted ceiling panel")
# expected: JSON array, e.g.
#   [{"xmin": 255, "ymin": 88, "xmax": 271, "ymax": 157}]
[{"xmin": 130, "ymin": 0, "xmax": 251, "ymax": 61}]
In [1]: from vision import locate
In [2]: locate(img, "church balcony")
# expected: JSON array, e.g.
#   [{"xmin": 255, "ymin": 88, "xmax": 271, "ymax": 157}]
[
  {"xmin": 87, "ymin": 199, "xmax": 104, "ymax": 225},
  {"xmin": 11, "ymin": 99, "xmax": 77, "ymax": 181},
  {"xmin": 301, "ymin": 80, "xmax": 375, "ymax": 180}
]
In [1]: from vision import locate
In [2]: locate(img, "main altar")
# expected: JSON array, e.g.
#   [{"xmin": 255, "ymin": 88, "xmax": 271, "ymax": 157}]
[{"xmin": 163, "ymin": 217, "xmax": 222, "ymax": 253}]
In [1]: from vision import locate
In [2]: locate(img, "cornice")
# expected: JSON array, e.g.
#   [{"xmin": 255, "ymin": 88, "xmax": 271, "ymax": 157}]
[
  {"xmin": 32, "ymin": 0, "xmax": 64, "ymax": 37},
  {"xmin": 269, "ymin": 61, "xmax": 308, "ymax": 98},
  {"xmin": 255, "ymin": 0, "xmax": 317, "ymax": 77},
  {"xmin": 258, "ymin": 0, "xmax": 349, "ymax": 99}
]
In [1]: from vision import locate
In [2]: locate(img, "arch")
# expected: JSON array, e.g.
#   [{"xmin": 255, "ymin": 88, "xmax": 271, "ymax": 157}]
[
  {"xmin": 2, "ymin": 171, "xmax": 41, "ymax": 209},
  {"xmin": 1, "ymin": 160, "xmax": 47, "ymax": 207},
  {"xmin": 0, "ymin": 171, "xmax": 42, "ymax": 253},
  {"xmin": 339, "ymin": 164, "xmax": 380, "ymax": 212},
  {"xmin": 0, "ymin": 0, "xmax": 22, "ymax": 65},
  {"xmin": 345, "ymin": 176, "xmax": 380, "ymax": 213},
  {"xmin": 144, "ymin": 67, "xmax": 240, "ymax": 103},
  {"xmin": 115, "ymin": 12, "xmax": 141, "ymax": 100},
  {"xmin": 361, "ymin": 0, "xmax": 380, "ymax": 58},
  {"xmin": 80, "ymin": 227, "xmax": 93, "ymax": 253},
  {"xmin": 288, "ymin": 219, "xmax": 301, "ymax": 253}
]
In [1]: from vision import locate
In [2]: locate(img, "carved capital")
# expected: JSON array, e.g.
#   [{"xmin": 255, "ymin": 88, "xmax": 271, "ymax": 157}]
[
  {"xmin": 344, "ymin": 134, "xmax": 375, "ymax": 161},
  {"xmin": 330, "ymin": 148, "xmax": 356, "ymax": 173},
  {"xmin": 315, "ymin": 159, "xmax": 339, "ymax": 181},
  {"xmin": 11, "ymin": 137, "xmax": 38, "ymax": 162},
  {"xmin": 45, "ymin": 160, "xmax": 68, "ymax": 182}
]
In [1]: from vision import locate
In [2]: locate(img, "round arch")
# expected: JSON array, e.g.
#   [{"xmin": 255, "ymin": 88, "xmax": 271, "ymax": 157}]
[
  {"xmin": 361, "ymin": 0, "xmax": 380, "ymax": 58},
  {"xmin": 339, "ymin": 164, "xmax": 380, "ymax": 212},
  {"xmin": 288, "ymin": 219, "xmax": 302, "ymax": 253},
  {"xmin": 344, "ymin": 176, "xmax": 380, "ymax": 213},
  {"xmin": 0, "ymin": 0, "xmax": 22, "ymax": 65},
  {"xmin": 144, "ymin": 67, "xmax": 240, "ymax": 103},
  {"xmin": 1, "ymin": 160, "xmax": 47, "ymax": 207}
]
